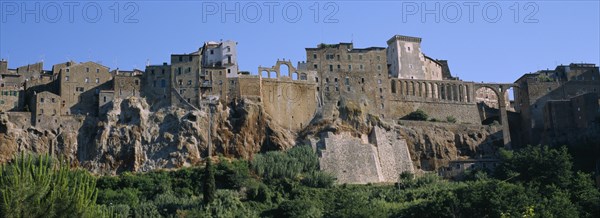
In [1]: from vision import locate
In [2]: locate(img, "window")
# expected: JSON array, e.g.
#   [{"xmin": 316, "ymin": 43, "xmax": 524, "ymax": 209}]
[
  {"xmin": 377, "ymin": 56, "xmax": 380, "ymax": 61},
  {"xmin": 189, "ymin": 56, "xmax": 192, "ymax": 61},
  {"xmin": 228, "ymin": 69, "xmax": 231, "ymax": 74},
  {"xmin": 347, "ymin": 54, "xmax": 351, "ymax": 60},
  {"xmin": 179, "ymin": 56, "xmax": 183, "ymax": 62},
  {"xmin": 103, "ymin": 96, "xmax": 107, "ymax": 102},
  {"xmin": 85, "ymin": 77, "xmax": 89, "ymax": 83},
  {"xmin": 86, "ymin": 67, "xmax": 89, "ymax": 73},
  {"xmin": 378, "ymin": 79, "xmax": 382, "ymax": 84},
  {"xmin": 66, "ymin": 68, "xmax": 70, "ymax": 72},
  {"xmin": 180, "ymin": 89, "xmax": 184, "ymax": 94},
  {"xmin": 210, "ymin": 50, "xmax": 214, "ymax": 55},
  {"xmin": 325, "ymin": 78, "xmax": 329, "ymax": 83},
  {"xmin": 187, "ymin": 67, "xmax": 191, "ymax": 73},
  {"xmin": 161, "ymin": 79, "xmax": 166, "ymax": 87},
  {"xmin": 178, "ymin": 80, "xmax": 183, "ymax": 85},
  {"xmin": 227, "ymin": 47, "xmax": 231, "ymax": 52},
  {"xmin": 329, "ymin": 65, "xmax": 333, "ymax": 72},
  {"xmin": 335, "ymin": 87, "xmax": 339, "ymax": 91},
  {"xmin": 162, "ymin": 69, "xmax": 165, "ymax": 75},
  {"xmin": 178, "ymin": 67, "xmax": 182, "ymax": 75},
  {"xmin": 314, "ymin": 64, "xmax": 318, "ymax": 69},
  {"xmin": 337, "ymin": 65, "xmax": 341, "ymax": 69},
  {"xmin": 348, "ymin": 65, "xmax": 352, "ymax": 71},
  {"xmin": 65, "ymin": 76, "xmax": 69, "ymax": 81},
  {"xmin": 188, "ymin": 80, "xmax": 192, "ymax": 85},
  {"xmin": 313, "ymin": 53, "xmax": 317, "ymax": 59},
  {"xmin": 361, "ymin": 78, "xmax": 365, "ymax": 83},
  {"xmin": 360, "ymin": 65, "xmax": 364, "ymax": 70},
  {"xmin": 334, "ymin": 78, "xmax": 338, "ymax": 83},
  {"xmin": 151, "ymin": 69, "xmax": 155, "ymax": 75},
  {"xmin": 96, "ymin": 68, "xmax": 99, "ymax": 73},
  {"xmin": 51, "ymin": 98, "xmax": 55, "ymax": 103},
  {"xmin": 40, "ymin": 98, "xmax": 45, "ymax": 103},
  {"xmin": 315, "ymin": 77, "xmax": 319, "ymax": 82},
  {"xmin": 95, "ymin": 78, "xmax": 99, "ymax": 83},
  {"xmin": 40, "ymin": 109, "xmax": 44, "ymax": 114},
  {"xmin": 345, "ymin": 77, "xmax": 350, "ymax": 85},
  {"xmin": 377, "ymin": 65, "xmax": 382, "ymax": 71},
  {"xmin": 135, "ymin": 80, "xmax": 139, "ymax": 85},
  {"xmin": 337, "ymin": 55, "xmax": 340, "ymax": 61},
  {"xmin": 359, "ymin": 55, "xmax": 363, "ymax": 60}
]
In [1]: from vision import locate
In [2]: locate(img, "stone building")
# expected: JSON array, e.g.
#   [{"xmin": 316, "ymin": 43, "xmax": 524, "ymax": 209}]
[
  {"xmin": 202, "ymin": 40, "xmax": 238, "ymax": 78},
  {"xmin": 57, "ymin": 61, "xmax": 112, "ymax": 115},
  {"xmin": 515, "ymin": 63, "xmax": 600, "ymax": 144},
  {"xmin": 98, "ymin": 69, "xmax": 144, "ymax": 115},
  {"xmin": 0, "ymin": 87, "xmax": 24, "ymax": 112},
  {"xmin": 31, "ymin": 91, "xmax": 60, "ymax": 128},
  {"xmin": 171, "ymin": 51, "xmax": 202, "ymax": 108},
  {"xmin": 386, "ymin": 35, "xmax": 443, "ymax": 80},
  {"xmin": 143, "ymin": 63, "xmax": 171, "ymax": 109},
  {"xmin": 305, "ymin": 42, "xmax": 389, "ymax": 118}
]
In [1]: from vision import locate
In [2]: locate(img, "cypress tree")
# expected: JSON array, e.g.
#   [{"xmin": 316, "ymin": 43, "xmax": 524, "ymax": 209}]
[{"xmin": 203, "ymin": 158, "xmax": 216, "ymax": 204}]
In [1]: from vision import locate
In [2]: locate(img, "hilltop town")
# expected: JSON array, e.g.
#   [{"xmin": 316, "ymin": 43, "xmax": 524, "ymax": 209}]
[{"xmin": 1, "ymin": 35, "xmax": 599, "ymax": 182}]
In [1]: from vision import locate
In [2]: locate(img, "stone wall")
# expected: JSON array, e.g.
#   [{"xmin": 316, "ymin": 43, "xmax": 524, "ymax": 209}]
[{"xmin": 317, "ymin": 126, "xmax": 414, "ymax": 184}]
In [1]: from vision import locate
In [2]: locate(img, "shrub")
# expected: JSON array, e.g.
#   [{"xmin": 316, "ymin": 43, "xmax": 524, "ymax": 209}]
[
  {"xmin": 301, "ymin": 171, "xmax": 336, "ymax": 188},
  {"xmin": 275, "ymin": 199, "xmax": 323, "ymax": 218},
  {"xmin": 406, "ymin": 109, "xmax": 428, "ymax": 121},
  {"xmin": 446, "ymin": 116, "xmax": 457, "ymax": 123}
]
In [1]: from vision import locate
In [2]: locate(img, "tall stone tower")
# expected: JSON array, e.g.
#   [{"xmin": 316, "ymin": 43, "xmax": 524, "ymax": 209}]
[{"xmin": 386, "ymin": 35, "xmax": 427, "ymax": 79}]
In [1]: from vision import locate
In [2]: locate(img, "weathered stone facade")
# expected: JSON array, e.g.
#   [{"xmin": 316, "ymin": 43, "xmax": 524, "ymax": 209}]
[
  {"xmin": 57, "ymin": 61, "xmax": 112, "ymax": 116},
  {"xmin": 515, "ymin": 63, "xmax": 600, "ymax": 144}
]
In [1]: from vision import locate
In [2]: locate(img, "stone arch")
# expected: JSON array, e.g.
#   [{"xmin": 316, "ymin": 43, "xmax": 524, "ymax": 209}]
[
  {"xmin": 399, "ymin": 80, "xmax": 404, "ymax": 95},
  {"xmin": 261, "ymin": 70, "xmax": 269, "ymax": 78},
  {"xmin": 291, "ymin": 72, "xmax": 299, "ymax": 80},
  {"xmin": 269, "ymin": 71, "xmax": 277, "ymax": 78}
]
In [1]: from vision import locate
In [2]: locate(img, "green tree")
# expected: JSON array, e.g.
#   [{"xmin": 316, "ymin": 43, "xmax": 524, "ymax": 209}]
[
  {"xmin": 0, "ymin": 153, "xmax": 99, "ymax": 218},
  {"xmin": 495, "ymin": 145, "xmax": 573, "ymax": 188},
  {"xmin": 203, "ymin": 158, "xmax": 216, "ymax": 204}
]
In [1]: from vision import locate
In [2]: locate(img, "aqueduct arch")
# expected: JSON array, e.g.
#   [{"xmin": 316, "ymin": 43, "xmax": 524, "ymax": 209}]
[{"xmin": 472, "ymin": 83, "xmax": 519, "ymax": 148}]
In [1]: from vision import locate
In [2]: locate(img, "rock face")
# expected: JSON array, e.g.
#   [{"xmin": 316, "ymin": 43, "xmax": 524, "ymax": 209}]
[
  {"xmin": 0, "ymin": 97, "xmax": 295, "ymax": 175},
  {"xmin": 1, "ymin": 96, "xmax": 503, "ymax": 182}
]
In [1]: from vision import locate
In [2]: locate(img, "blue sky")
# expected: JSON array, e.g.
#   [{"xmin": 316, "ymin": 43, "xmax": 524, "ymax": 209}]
[{"xmin": 1, "ymin": 0, "xmax": 599, "ymax": 83}]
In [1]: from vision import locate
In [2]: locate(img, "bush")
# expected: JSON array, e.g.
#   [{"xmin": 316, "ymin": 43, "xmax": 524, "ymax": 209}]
[
  {"xmin": 275, "ymin": 199, "xmax": 323, "ymax": 218},
  {"xmin": 301, "ymin": 171, "xmax": 336, "ymax": 188},
  {"xmin": 405, "ymin": 109, "xmax": 428, "ymax": 121},
  {"xmin": 446, "ymin": 116, "xmax": 457, "ymax": 123},
  {"xmin": 251, "ymin": 145, "xmax": 319, "ymax": 182}
]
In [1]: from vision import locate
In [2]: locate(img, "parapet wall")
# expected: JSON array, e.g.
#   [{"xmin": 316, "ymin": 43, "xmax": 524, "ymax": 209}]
[{"xmin": 388, "ymin": 100, "xmax": 481, "ymax": 124}]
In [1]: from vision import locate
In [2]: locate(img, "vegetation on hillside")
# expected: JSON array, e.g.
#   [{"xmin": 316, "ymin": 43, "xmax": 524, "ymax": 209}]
[{"xmin": 1, "ymin": 145, "xmax": 598, "ymax": 217}]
